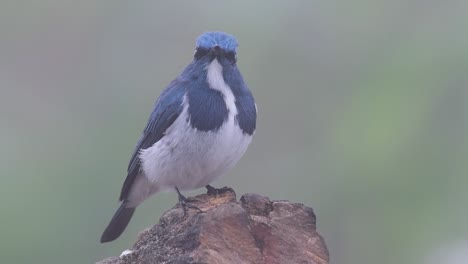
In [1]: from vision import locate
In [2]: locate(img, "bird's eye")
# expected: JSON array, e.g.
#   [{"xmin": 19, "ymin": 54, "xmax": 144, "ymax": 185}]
[
  {"xmin": 194, "ymin": 48, "xmax": 209, "ymax": 60},
  {"xmin": 225, "ymin": 52, "xmax": 237, "ymax": 63}
]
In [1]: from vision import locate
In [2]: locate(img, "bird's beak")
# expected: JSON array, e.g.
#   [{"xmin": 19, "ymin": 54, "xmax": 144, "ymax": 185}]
[{"xmin": 211, "ymin": 45, "xmax": 222, "ymax": 57}]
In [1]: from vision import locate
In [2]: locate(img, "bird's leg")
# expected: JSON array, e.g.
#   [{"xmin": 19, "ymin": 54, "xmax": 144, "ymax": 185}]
[
  {"xmin": 205, "ymin": 185, "xmax": 220, "ymax": 196},
  {"xmin": 175, "ymin": 187, "xmax": 202, "ymax": 216},
  {"xmin": 205, "ymin": 185, "xmax": 233, "ymax": 196}
]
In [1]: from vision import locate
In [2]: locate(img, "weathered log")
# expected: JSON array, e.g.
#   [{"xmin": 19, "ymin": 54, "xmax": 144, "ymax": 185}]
[{"xmin": 98, "ymin": 188, "xmax": 329, "ymax": 264}]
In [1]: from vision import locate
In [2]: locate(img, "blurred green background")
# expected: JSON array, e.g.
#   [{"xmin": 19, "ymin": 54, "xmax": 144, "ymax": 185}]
[{"xmin": 1, "ymin": 1, "xmax": 467, "ymax": 263}]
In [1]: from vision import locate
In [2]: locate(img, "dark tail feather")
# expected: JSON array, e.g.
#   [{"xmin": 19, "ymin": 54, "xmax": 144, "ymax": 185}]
[{"xmin": 100, "ymin": 203, "xmax": 136, "ymax": 243}]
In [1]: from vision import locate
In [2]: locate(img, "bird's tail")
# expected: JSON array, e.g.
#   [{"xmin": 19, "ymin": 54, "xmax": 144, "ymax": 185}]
[{"xmin": 100, "ymin": 202, "xmax": 136, "ymax": 243}]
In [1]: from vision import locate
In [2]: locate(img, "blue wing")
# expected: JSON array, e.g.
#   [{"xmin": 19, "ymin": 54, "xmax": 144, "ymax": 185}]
[{"xmin": 119, "ymin": 80, "xmax": 186, "ymax": 201}]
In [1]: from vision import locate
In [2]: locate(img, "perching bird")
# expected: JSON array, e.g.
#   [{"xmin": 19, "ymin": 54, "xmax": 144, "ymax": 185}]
[{"xmin": 100, "ymin": 31, "xmax": 257, "ymax": 243}]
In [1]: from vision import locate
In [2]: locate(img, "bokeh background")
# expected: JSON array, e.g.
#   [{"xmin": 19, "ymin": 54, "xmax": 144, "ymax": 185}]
[{"xmin": 1, "ymin": 1, "xmax": 467, "ymax": 263}]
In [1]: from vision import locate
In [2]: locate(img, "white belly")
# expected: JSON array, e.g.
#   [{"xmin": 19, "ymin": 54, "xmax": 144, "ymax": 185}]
[{"xmin": 139, "ymin": 109, "xmax": 252, "ymax": 191}]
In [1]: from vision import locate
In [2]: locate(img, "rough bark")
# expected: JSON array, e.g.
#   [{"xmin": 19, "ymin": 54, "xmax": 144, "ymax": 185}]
[{"xmin": 98, "ymin": 188, "xmax": 329, "ymax": 264}]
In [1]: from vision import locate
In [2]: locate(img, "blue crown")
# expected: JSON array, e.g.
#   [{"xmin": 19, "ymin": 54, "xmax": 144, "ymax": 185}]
[{"xmin": 196, "ymin": 31, "xmax": 238, "ymax": 52}]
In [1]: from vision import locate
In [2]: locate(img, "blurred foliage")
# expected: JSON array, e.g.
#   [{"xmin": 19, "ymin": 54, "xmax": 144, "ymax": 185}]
[{"xmin": 0, "ymin": 1, "xmax": 467, "ymax": 264}]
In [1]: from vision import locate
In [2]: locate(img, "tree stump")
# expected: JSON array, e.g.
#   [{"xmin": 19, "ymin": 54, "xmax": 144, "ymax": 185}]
[{"xmin": 97, "ymin": 189, "xmax": 329, "ymax": 264}]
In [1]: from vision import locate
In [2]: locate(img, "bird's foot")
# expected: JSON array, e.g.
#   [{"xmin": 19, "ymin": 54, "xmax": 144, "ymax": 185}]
[
  {"xmin": 175, "ymin": 187, "xmax": 203, "ymax": 216},
  {"xmin": 205, "ymin": 185, "xmax": 233, "ymax": 196}
]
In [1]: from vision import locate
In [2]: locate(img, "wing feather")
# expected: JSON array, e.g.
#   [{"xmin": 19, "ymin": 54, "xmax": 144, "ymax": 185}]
[{"xmin": 119, "ymin": 80, "xmax": 186, "ymax": 201}]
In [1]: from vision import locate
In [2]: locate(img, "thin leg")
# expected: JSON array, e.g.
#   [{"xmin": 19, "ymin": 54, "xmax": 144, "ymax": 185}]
[{"xmin": 175, "ymin": 187, "xmax": 202, "ymax": 216}]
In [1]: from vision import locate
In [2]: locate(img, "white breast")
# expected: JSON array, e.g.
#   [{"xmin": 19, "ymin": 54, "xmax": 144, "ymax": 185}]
[
  {"xmin": 206, "ymin": 58, "xmax": 238, "ymax": 117},
  {"xmin": 139, "ymin": 59, "xmax": 252, "ymax": 192}
]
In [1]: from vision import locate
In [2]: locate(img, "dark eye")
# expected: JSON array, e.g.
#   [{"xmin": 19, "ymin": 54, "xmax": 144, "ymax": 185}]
[
  {"xmin": 225, "ymin": 52, "xmax": 237, "ymax": 63},
  {"xmin": 194, "ymin": 48, "xmax": 209, "ymax": 60}
]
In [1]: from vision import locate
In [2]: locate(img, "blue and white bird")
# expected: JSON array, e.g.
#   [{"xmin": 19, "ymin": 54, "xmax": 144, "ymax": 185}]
[{"xmin": 101, "ymin": 31, "xmax": 257, "ymax": 243}]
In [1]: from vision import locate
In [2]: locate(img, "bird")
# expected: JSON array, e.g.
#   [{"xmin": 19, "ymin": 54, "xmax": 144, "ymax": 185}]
[{"xmin": 100, "ymin": 31, "xmax": 257, "ymax": 243}]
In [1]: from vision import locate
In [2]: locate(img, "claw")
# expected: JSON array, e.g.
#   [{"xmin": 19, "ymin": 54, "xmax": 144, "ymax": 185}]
[
  {"xmin": 175, "ymin": 187, "xmax": 203, "ymax": 216},
  {"xmin": 205, "ymin": 185, "xmax": 233, "ymax": 196}
]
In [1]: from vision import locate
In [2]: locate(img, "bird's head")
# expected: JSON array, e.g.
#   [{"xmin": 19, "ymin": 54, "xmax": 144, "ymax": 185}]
[{"xmin": 194, "ymin": 31, "xmax": 238, "ymax": 64}]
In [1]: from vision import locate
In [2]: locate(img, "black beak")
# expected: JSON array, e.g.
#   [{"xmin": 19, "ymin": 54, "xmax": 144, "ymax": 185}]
[{"xmin": 211, "ymin": 45, "xmax": 222, "ymax": 56}]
